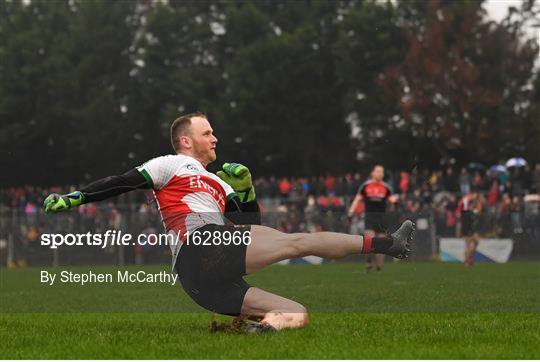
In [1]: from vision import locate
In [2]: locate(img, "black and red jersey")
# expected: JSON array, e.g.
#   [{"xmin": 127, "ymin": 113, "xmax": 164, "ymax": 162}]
[{"xmin": 357, "ymin": 180, "xmax": 393, "ymax": 213}]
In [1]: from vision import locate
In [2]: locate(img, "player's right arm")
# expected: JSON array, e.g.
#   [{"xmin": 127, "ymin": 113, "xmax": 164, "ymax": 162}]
[
  {"xmin": 43, "ymin": 169, "xmax": 151, "ymax": 214},
  {"xmin": 347, "ymin": 193, "xmax": 362, "ymax": 217},
  {"xmin": 348, "ymin": 181, "xmax": 367, "ymax": 218}
]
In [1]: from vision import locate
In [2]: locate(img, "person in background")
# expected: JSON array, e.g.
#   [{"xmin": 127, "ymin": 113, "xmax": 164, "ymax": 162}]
[
  {"xmin": 348, "ymin": 165, "xmax": 399, "ymax": 272},
  {"xmin": 443, "ymin": 167, "xmax": 459, "ymax": 193},
  {"xmin": 456, "ymin": 188, "xmax": 485, "ymax": 267}
]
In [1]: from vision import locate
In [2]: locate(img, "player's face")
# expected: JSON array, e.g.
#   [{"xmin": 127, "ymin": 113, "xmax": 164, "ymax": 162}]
[
  {"xmin": 188, "ymin": 116, "xmax": 218, "ymax": 166},
  {"xmin": 372, "ymin": 166, "xmax": 384, "ymax": 182}
]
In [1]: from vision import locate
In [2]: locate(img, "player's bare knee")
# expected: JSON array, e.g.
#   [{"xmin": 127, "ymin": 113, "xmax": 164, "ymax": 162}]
[
  {"xmin": 295, "ymin": 305, "xmax": 309, "ymax": 327},
  {"xmin": 266, "ymin": 305, "xmax": 308, "ymax": 330},
  {"xmin": 287, "ymin": 302, "xmax": 309, "ymax": 327}
]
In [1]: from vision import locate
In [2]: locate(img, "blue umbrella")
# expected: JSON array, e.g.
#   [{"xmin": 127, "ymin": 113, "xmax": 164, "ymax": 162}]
[
  {"xmin": 489, "ymin": 165, "xmax": 507, "ymax": 173},
  {"xmin": 506, "ymin": 157, "xmax": 527, "ymax": 168}
]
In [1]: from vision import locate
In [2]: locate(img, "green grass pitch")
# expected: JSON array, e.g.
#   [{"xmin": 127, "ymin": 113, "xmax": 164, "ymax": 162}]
[{"xmin": 1, "ymin": 262, "xmax": 539, "ymax": 359}]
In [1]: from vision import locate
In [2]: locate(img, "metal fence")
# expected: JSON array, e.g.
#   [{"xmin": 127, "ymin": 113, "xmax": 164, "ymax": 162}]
[{"xmin": 1, "ymin": 197, "xmax": 539, "ymax": 267}]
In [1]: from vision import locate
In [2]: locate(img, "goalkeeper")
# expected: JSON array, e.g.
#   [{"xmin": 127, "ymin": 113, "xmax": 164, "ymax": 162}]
[{"xmin": 44, "ymin": 113, "xmax": 415, "ymax": 333}]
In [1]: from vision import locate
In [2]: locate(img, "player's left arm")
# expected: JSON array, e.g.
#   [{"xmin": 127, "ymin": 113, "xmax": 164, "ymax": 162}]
[
  {"xmin": 218, "ymin": 163, "xmax": 261, "ymax": 225},
  {"xmin": 386, "ymin": 182, "xmax": 398, "ymax": 203}
]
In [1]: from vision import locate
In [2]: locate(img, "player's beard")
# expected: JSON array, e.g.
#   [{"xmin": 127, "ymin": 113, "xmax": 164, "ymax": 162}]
[
  {"xmin": 207, "ymin": 149, "xmax": 217, "ymax": 163},
  {"xmin": 192, "ymin": 143, "xmax": 216, "ymax": 166},
  {"xmin": 200, "ymin": 147, "xmax": 216, "ymax": 166}
]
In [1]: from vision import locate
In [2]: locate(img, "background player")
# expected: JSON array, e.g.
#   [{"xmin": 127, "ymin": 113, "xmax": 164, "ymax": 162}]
[
  {"xmin": 348, "ymin": 165, "xmax": 398, "ymax": 272},
  {"xmin": 456, "ymin": 188, "xmax": 485, "ymax": 267}
]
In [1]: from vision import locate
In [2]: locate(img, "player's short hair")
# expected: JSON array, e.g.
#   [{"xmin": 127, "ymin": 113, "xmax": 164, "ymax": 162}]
[
  {"xmin": 170, "ymin": 112, "xmax": 207, "ymax": 152},
  {"xmin": 372, "ymin": 164, "xmax": 384, "ymax": 171}
]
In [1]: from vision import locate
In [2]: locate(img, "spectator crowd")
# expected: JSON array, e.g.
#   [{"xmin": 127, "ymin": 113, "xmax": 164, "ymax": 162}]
[
  {"xmin": 1, "ymin": 163, "xmax": 539, "ymax": 265},
  {"xmin": 252, "ymin": 163, "xmax": 540, "ymax": 241}
]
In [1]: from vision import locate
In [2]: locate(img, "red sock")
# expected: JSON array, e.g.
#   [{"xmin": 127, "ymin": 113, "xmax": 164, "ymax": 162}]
[{"xmin": 361, "ymin": 235, "xmax": 373, "ymax": 254}]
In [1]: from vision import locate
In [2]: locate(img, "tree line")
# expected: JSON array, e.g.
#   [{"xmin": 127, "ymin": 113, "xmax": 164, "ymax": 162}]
[{"xmin": 1, "ymin": 0, "xmax": 538, "ymax": 186}]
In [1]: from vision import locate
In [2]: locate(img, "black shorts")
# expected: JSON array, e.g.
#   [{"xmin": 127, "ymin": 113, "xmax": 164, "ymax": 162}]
[
  {"xmin": 174, "ymin": 223, "xmax": 252, "ymax": 316},
  {"xmin": 461, "ymin": 212, "xmax": 476, "ymax": 236},
  {"xmin": 365, "ymin": 212, "xmax": 386, "ymax": 233}
]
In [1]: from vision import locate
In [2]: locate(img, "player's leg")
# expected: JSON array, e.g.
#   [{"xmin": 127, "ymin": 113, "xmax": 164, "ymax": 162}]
[
  {"xmin": 464, "ymin": 239, "xmax": 471, "ymax": 266},
  {"xmin": 241, "ymin": 287, "xmax": 308, "ymax": 331},
  {"xmin": 468, "ymin": 234, "xmax": 480, "ymax": 266},
  {"xmin": 375, "ymin": 252, "xmax": 385, "ymax": 271},
  {"xmin": 464, "ymin": 237, "xmax": 469, "ymax": 266},
  {"xmin": 246, "ymin": 226, "xmax": 362, "ymax": 273},
  {"xmin": 462, "ymin": 216, "xmax": 474, "ymax": 266},
  {"xmin": 374, "ymin": 229, "xmax": 387, "ymax": 271},
  {"xmin": 364, "ymin": 230, "xmax": 375, "ymax": 272},
  {"xmin": 365, "ymin": 254, "xmax": 373, "ymax": 272},
  {"xmin": 374, "ymin": 215, "xmax": 387, "ymax": 271},
  {"xmin": 245, "ymin": 221, "xmax": 414, "ymax": 274},
  {"xmin": 365, "ymin": 213, "xmax": 386, "ymax": 272},
  {"xmin": 464, "ymin": 237, "xmax": 474, "ymax": 266}
]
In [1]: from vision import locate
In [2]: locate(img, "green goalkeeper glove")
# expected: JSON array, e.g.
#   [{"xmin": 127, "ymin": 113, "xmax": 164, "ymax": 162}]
[
  {"xmin": 43, "ymin": 191, "xmax": 85, "ymax": 214},
  {"xmin": 216, "ymin": 162, "xmax": 256, "ymax": 202}
]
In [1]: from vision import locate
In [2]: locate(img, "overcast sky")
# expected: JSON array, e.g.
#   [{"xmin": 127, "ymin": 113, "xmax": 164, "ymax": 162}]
[
  {"xmin": 484, "ymin": 0, "xmax": 523, "ymax": 21},
  {"xmin": 485, "ymin": 0, "xmax": 539, "ymax": 46}
]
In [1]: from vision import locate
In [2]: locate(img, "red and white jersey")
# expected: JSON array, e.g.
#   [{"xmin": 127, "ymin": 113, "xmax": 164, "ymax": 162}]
[{"xmin": 137, "ymin": 154, "xmax": 234, "ymax": 259}]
